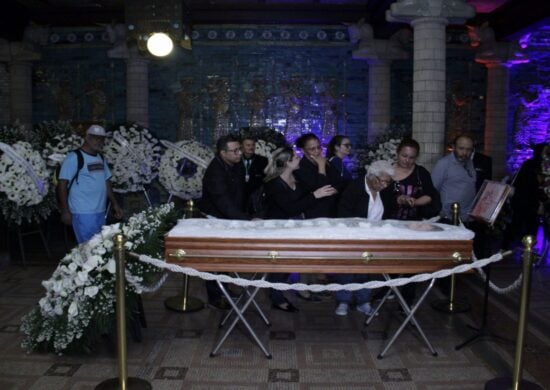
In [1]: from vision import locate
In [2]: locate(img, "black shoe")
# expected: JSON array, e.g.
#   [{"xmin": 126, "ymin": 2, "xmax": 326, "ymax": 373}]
[
  {"xmin": 209, "ymin": 298, "xmax": 230, "ymax": 310},
  {"xmin": 272, "ymin": 299, "xmax": 299, "ymax": 313}
]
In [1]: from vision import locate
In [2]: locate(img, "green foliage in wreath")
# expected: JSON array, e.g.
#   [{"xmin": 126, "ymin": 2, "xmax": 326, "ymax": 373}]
[{"xmin": 20, "ymin": 204, "xmax": 182, "ymax": 354}]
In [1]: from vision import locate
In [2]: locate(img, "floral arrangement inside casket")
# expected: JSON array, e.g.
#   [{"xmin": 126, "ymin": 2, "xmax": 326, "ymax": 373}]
[
  {"xmin": 20, "ymin": 203, "xmax": 180, "ymax": 354},
  {"xmin": 158, "ymin": 140, "xmax": 214, "ymax": 200},
  {"xmin": 0, "ymin": 139, "xmax": 56, "ymax": 226},
  {"xmin": 103, "ymin": 124, "xmax": 161, "ymax": 193}
]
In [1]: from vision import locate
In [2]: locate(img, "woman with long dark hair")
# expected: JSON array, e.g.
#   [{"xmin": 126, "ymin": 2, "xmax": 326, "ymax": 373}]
[
  {"xmin": 263, "ymin": 146, "xmax": 336, "ymax": 311},
  {"xmin": 381, "ymin": 138, "xmax": 440, "ymax": 221},
  {"xmin": 326, "ymin": 135, "xmax": 353, "ymax": 191},
  {"xmin": 381, "ymin": 138, "xmax": 441, "ymax": 306}
]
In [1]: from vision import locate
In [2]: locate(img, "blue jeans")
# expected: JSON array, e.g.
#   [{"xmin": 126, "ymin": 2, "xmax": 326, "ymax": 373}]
[
  {"xmin": 334, "ymin": 274, "xmax": 372, "ymax": 304},
  {"xmin": 72, "ymin": 212, "xmax": 106, "ymax": 244}
]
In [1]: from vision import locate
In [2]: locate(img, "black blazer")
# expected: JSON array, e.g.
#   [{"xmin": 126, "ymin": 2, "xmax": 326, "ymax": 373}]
[
  {"xmin": 337, "ymin": 176, "xmax": 371, "ymax": 218},
  {"xmin": 199, "ymin": 156, "xmax": 249, "ymax": 220},
  {"xmin": 472, "ymin": 152, "xmax": 493, "ymax": 192},
  {"xmin": 264, "ymin": 177, "xmax": 316, "ymax": 219},
  {"xmin": 242, "ymin": 154, "xmax": 268, "ymax": 209}
]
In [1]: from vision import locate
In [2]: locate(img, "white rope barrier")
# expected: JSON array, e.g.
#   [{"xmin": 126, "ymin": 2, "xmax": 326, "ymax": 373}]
[
  {"xmin": 472, "ymin": 252, "xmax": 523, "ymax": 295},
  {"xmin": 129, "ymin": 251, "xmax": 504, "ymax": 293}
]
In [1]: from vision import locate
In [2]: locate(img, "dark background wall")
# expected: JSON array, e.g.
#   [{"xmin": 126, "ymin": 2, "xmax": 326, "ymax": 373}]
[{"xmin": 36, "ymin": 24, "xmax": 550, "ymax": 168}]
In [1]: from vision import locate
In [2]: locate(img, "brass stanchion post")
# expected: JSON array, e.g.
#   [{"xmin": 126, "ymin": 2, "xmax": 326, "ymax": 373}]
[
  {"xmin": 164, "ymin": 200, "xmax": 204, "ymax": 312},
  {"xmin": 485, "ymin": 236, "xmax": 543, "ymax": 390},
  {"xmin": 96, "ymin": 234, "xmax": 152, "ymax": 390},
  {"xmin": 432, "ymin": 203, "xmax": 471, "ymax": 313}
]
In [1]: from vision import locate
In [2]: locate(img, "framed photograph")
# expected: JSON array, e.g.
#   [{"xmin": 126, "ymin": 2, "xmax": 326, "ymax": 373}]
[{"xmin": 469, "ymin": 180, "xmax": 512, "ymax": 225}]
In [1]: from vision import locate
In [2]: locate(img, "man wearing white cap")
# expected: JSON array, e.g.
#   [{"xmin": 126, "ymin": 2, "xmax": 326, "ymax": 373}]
[{"xmin": 58, "ymin": 124, "xmax": 123, "ymax": 243}]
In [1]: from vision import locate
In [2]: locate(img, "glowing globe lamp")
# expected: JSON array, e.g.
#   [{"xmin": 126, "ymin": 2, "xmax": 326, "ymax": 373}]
[{"xmin": 147, "ymin": 33, "xmax": 173, "ymax": 57}]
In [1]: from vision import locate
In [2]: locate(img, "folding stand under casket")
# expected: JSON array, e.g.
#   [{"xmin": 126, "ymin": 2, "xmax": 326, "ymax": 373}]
[
  {"xmin": 165, "ymin": 235, "xmax": 473, "ymax": 359},
  {"xmin": 366, "ymin": 274, "xmax": 437, "ymax": 358},
  {"xmin": 211, "ymin": 272, "xmax": 271, "ymax": 358}
]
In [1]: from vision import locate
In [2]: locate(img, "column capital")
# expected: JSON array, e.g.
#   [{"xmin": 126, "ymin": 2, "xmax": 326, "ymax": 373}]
[
  {"xmin": 386, "ymin": 0, "xmax": 475, "ymax": 25},
  {"xmin": 8, "ymin": 42, "xmax": 42, "ymax": 63},
  {"xmin": 352, "ymin": 39, "xmax": 409, "ymax": 61},
  {"xmin": 474, "ymin": 42, "xmax": 530, "ymax": 68},
  {"xmin": 127, "ymin": 45, "xmax": 150, "ymax": 63}
]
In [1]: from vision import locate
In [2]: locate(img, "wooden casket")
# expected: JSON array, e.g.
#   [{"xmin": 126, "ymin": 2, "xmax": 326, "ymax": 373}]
[{"xmin": 165, "ymin": 218, "xmax": 474, "ymax": 275}]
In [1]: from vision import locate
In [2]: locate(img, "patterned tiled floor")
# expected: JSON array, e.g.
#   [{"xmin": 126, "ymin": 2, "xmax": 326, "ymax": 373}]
[{"xmin": 0, "ymin": 244, "xmax": 549, "ymax": 389}]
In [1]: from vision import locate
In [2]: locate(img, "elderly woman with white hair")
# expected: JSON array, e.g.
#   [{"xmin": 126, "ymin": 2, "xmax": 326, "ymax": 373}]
[
  {"xmin": 337, "ymin": 160, "xmax": 394, "ymax": 219},
  {"xmin": 333, "ymin": 160, "xmax": 394, "ymax": 316}
]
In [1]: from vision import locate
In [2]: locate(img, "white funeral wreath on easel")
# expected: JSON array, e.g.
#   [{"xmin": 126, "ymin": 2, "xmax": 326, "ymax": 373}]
[
  {"xmin": 0, "ymin": 141, "xmax": 53, "ymax": 225},
  {"xmin": 159, "ymin": 140, "xmax": 214, "ymax": 200},
  {"xmin": 103, "ymin": 125, "xmax": 161, "ymax": 195}
]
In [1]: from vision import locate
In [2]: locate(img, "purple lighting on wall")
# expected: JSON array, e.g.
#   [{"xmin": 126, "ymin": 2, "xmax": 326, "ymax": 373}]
[{"xmin": 507, "ymin": 23, "xmax": 550, "ymax": 173}]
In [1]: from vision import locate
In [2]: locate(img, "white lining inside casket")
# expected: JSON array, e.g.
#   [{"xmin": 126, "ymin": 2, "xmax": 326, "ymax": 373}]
[{"xmin": 167, "ymin": 218, "xmax": 474, "ymax": 240}]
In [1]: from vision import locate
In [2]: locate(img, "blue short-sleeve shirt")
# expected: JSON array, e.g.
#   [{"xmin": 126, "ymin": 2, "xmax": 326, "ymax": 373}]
[{"xmin": 59, "ymin": 150, "xmax": 112, "ymax": 214}]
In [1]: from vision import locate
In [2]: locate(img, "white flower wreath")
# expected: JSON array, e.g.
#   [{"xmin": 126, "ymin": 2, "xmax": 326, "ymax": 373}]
[
  {"xmin": 42, "ymin": 133, "xmax": 83, "ymax": 168},
  {"xmin": 0, "ymin": 141, "xmax": 50, "ymax": 207},
  {"xmin": 159, "ymin": 140, "xmax": 214, "ymax": 200},
  {"xmin": 103, "ymin": 125, "xmax": 161, "ymax": 193},
  {"xmin": 21, "ymin": 203, "xmax": 175, "ymax": 353},
  {"xmin": 366, "ymin": 138, "xmax": 401, "ymax": 165}
]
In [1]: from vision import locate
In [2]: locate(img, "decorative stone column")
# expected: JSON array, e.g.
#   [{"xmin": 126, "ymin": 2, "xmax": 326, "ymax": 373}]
[
  {"xmin": 387, "ymin": 0, "xmax": 475, "ymax": 169},
  {"xmin": 106, "ymin": 35, "xmax": 149, "ymax": 127},
  {"xmin": 484, "ymin": 61, "xmax": 509, "ymax": 179},
  {"xmin": 349, "ymin": 27, "xmax": 409, "ymax": 144},
  {"xmin": 125, "ymin": 47, "xmax": 149, "ymax": 127},
  {"xmin": 475, "ymin": 42, "xmax": 528, "ymax": 179},
  {"xmin": 367, "ymin": 59, "xmax": 391, "ymax": 143},
  {"xmin": 8, "ymin": 42, "xmax": 41, "ymax": 130}
]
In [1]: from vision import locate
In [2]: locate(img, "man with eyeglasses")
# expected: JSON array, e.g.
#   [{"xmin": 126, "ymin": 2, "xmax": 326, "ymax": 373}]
[
  {"xmin": 199, "ymin": 133, "xmax": 251, "ymax": 309},
  {"xmin": 200, "ymin": 133, "xmax": 249, "ymax": 220},
  {"xmin": 431, "ymin": 134, "xmax": 477, "ymax": 222}
]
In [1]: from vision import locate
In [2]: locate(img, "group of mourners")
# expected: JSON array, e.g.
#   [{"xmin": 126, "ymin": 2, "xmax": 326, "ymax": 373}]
[
  {"xmin": 198, "ymin": 132, "xmax": 492, "ymax": 315},
  {"xmin": 59, "ymin": 124, "xmax": 542, "ymax": 317}
]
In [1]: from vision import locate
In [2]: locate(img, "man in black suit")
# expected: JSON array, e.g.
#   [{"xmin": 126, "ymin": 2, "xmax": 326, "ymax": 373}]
[
  {"xmin": 199, "ymin": 134, "xmax": 251, "ymax": 309},
  {"xmin": 241, "ymin": 135, "xmax": 268, "ymax": 216},
  {"xmin": 472, "ymin": 148, "xmax": 493, "ymax": 192}
]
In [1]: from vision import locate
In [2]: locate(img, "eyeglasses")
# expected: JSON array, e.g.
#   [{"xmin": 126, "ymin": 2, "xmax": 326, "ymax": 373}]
[
  {"xmin": 340, "ymin": 143, "xmax": 352, "ymax": 148},
  {"xmin": 225, "ymin": 147, "xmax": 242, "ymax": 154}
]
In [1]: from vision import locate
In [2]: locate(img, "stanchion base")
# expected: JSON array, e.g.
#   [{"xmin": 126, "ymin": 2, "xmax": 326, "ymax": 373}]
[
  {"xmin": 164, "ymin": 295, "xmax": 204, "ymax": 312},
  {"xmin": 96, "ymin": 377, "xmax": 152, "ymax": 390},
  {"xmin": 485, "ymin": 377, "xmax": 543, "ymax": 390},
  {"xmin": 431, "ymin": 298, "xmax": 471, "ymax": 314}
]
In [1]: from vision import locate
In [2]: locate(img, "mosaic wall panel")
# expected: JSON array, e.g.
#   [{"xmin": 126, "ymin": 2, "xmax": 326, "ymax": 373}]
[{"xmin": 30, "ymin": 25, "xmax": 490, "ymax": 149}]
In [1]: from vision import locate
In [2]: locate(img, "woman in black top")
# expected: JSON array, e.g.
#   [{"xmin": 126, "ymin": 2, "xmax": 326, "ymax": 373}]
[
  {"xmin": 381, "ymin": 138, "xmax": 441, "ymax": 221},
  {"xmin": 380, "ymin": 138, "xmax": 441, "ymax": 306},
  {"xmin": 263, "ymin": 146, "xmax": 337, "ymax": 311},
  {"xmin": 327, "ymin": 135, "xmax": 353, "ymax": 192},
  {"xmin": 294, "ymin": 133, "xmax": 340, "ymax": 218}
]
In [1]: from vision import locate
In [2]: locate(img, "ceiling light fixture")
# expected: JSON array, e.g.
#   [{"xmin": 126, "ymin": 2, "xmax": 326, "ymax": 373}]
[{"xmin": 146, "ymin": 32, "xmax": 174, "ymax": 57}]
